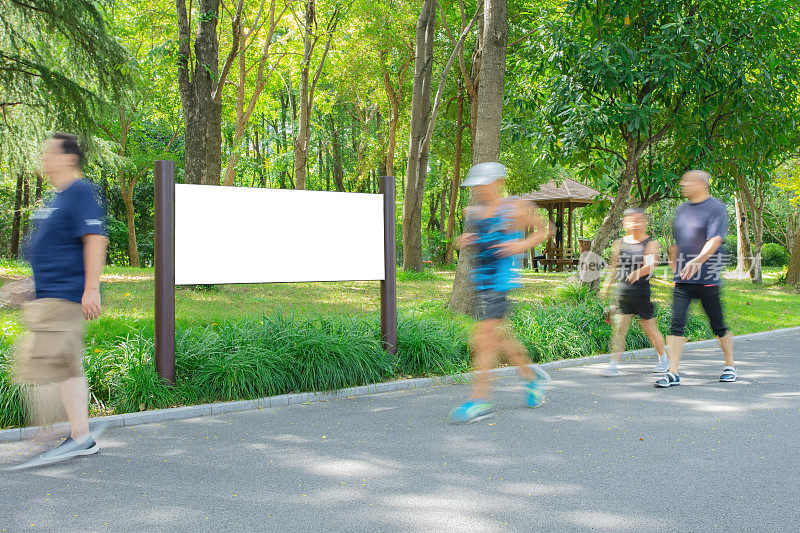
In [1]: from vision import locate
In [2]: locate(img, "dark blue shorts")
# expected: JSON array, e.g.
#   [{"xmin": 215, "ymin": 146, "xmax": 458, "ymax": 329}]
[{"xmin": 475, "ymin": 290, "xmax": 510, "ymax": 321}]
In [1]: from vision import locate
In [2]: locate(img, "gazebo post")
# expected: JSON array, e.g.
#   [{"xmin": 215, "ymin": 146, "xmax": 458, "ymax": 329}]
[
  {"xmin": 556, "ymin": 203, "xmax": 564, "ymax": 271},
  {"xmin": 568, "ymin": 204, "xmax": 573, "ymax": 259}
]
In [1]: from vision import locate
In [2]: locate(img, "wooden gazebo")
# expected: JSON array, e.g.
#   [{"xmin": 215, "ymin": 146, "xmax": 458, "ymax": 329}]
[{"xmin": 520, "ymin": 178, "xmax": 600, "ymax": 271}]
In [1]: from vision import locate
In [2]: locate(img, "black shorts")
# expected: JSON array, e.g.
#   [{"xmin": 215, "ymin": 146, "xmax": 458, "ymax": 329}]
[
  {"xmin": 671, "ymin": 283, "xmax": 728, "ymax": 337},
  {"xmin": 618, "ymin": 286, "xmax": 655, "ymax": 320},
  {"xmin": 475, "ymin": 290, "xmax": 510, "ymax": 321}
]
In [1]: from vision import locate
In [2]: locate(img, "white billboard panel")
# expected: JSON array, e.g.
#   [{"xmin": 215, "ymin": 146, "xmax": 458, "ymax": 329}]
[{"xmin": 174, "ymin": 184, "xmax": 385, "ymax": 285}]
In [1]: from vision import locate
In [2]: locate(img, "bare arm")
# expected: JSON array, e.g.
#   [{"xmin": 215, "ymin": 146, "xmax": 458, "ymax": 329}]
[
  {"xmin": 82, "ymin": 234, "xmax": 108, "ymax": 320},
  {"xmin": 519, "ymin": 200, "xmax": 552, "ymax": 250},
  {"xmin": 694, "ymin": 236, "xmax": 724, "ymax": 263},
  {"xmin": 680, "ymin": 236, "xmax": 723, "ymax": 280},
  {"xmin": 494, "ymin": 200, "xmax": 552, "ymax": 257},
  {"xmin": 454, "ymin": 206, "xmax": 477, "ymax": 250}
]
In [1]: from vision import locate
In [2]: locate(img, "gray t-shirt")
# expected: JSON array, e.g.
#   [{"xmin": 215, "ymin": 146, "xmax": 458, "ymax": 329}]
[{"xmin": 673, "ymin": 197, "xmax": 728, "ymax": 285}]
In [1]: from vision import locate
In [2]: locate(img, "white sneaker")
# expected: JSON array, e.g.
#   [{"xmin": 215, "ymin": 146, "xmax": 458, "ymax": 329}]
[
  {"xmin": 653, "ymin": 358, "xmax": 670, "ymax": 373},
  {"xmin": 601, "ymin": 364, "xmax": 619, "ymax": 377}
]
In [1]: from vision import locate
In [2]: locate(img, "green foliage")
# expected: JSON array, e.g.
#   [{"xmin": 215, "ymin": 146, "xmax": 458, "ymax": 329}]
[
  {"xmin": 761, "ymin": 243, "xmax": 790, "ymax": 267},
  {"xmin": 0, "ymin": 0, "xmax": 130, "ymax": 130},
  {"xmin": 0, "ymin": 287, "xmax": 721, "ymax": 429},
  {"xmin": 396, "ymin": 317, "xmax": 469, "ymax": 376},
  {"xmin": 0, "ymin": 338, "xmax": 25, "ymax": 428}
]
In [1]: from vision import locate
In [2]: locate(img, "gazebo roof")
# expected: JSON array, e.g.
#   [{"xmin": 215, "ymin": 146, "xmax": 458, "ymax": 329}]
[{"xmin": 520, "ymin": 178, "xmax": 600, "ymax": 207}]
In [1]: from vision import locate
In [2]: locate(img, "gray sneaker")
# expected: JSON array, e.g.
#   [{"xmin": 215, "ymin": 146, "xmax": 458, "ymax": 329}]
[
  {"xmin": 653, "ymin": 358, "xmax": 670, "ymax": 373},
  {"xmin": 719, "ymin": 366, "xmax": 737, "ymax": 382},
  {"xmin": 39, "ymin": 436, "xmax": 99, "ymax": 464}
]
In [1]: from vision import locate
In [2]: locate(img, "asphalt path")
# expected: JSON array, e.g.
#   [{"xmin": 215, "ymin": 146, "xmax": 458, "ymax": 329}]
[{"xmin": 2, "ymin": 331, "xmax": 799, "ymax": 532}]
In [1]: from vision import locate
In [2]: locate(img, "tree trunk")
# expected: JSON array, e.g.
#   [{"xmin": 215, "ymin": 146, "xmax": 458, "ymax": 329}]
[
  {"xmin": 293, "ymin": 0, "xmax": 337, "ymax": 190},
  {"xmin": 10, "ymin": 173, "xmax": 23, "ymax": 258},
  {"xmin": 590, "ymin": 144, "xmax": 639, "ymax": 256},
  {"xmin": 448, "ymin": 0, "xmax": 507, "ymax": 313},
  {"xmin": 294, "ymin": 1, "xmax": 313, "ymax": 190},
  {"xmin": 444, "ymin": 91, "xmax": 464, "ymax": 265},
  {"xmin": 329, "ymin": 115, "xmax": 345, "ymax": 192},
  {"xmin": 786, "ymin": 223, "xmax": 800, "ymax": 286},
  {"xmin": 734, "ymin": 193, "xmax": 753, "ymax": 276},
  {"xmin": 22, "ymin": 174, "xmax": 30, "ymax": 231},
  {"xmin": 176, "ymin": 0, "xmax": 229, "ymax": 186},
  {"xmin": 750, "ymin": 206, "xmax": 764, "ymax": 285},
  {"xmin": 735, "ymin": 174, "xmax": 765, "ymax": 284},
  {"xmin": 402, "ymin": 0, "xmax": 437, "ymax": 272},
  {"xmin": 35, "ymin": 173, "xmax": 43, "ymax": 202},
  {"xmin": 121, "ymin": 185, "xmax": 140, "ymax": 268}
]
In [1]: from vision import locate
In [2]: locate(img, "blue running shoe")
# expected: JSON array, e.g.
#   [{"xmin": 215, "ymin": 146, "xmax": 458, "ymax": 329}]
[
  {"xmin": 449, "ymin": 400, "xmax": 494, "ymax": 423},
  {"xmin": 526, "ymin": 365, "xmax": 551, "ymax": 407}
]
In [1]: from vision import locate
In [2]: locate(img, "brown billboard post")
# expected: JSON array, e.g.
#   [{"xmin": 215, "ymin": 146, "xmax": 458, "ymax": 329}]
[
  {"xmin": 154, "ymin": 160, "xmax": 176, "ymax": 383},
  {"xmin": 381, "ymin": 176, "xmax": 398, "ymax": 354}
]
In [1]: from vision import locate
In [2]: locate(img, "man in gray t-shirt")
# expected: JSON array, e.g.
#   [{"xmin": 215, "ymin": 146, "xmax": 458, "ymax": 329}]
[{"xmin": 655, "ymin": 170, "xmax": 736, "ymax": 388}]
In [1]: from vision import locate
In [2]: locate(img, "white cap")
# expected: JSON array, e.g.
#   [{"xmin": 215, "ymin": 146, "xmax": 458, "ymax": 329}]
[{"xmin": 460, "ymin": 162, "xmax": 508, "ymax": 187}]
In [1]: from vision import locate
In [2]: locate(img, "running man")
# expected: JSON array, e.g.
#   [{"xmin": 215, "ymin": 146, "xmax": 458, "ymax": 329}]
[
  {"xmin": 655, "ymin": 170, "xmax": 734, "ymax": 388},
  {"xmin": 14, "ymin": 133, "xmax": 107, "ymax": 463},
  {"xmin": 450, "ymin": 162, "xmax": 552, "ymax": 423},
  {"xmin": 600, "ymin": 208, "xmax": 668, "ymax": 376}
]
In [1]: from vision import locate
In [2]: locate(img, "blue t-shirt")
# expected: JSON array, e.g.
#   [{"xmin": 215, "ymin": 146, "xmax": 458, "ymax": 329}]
[
  {"xmin": 673, "ymin": 197, "xmax": 728, "ymax": 285},
  {"xmin": 25, "ymin": 179, "xmax": 105, "ymax": 303}
]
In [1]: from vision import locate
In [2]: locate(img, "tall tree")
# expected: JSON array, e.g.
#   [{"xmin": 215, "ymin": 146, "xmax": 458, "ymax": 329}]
[
  {"xmin": 449, "ymin": 0, "xmax": 508, "ymax": 313},
  {"xmin": 223, "ymin": 0, "xmax": 290, "ymax": 186},
  {"xmin": 402, "ymin": 0, "xmax": 437, "ymax": 270},
  {"xmin": 444, "ymin": 87, "xmax": 465, "ymax": 264},
  {"xmin": 293, "ymin": 0, "xmax": 340, "ymax": 190},
  {"xmin": 0, "ymin": 0, "xmax": 128, "ymax": 126},
  {"xmin": 403, "ymin": 0, "xmax": 481, "ymax": 271},
  {"xmin": 176, "ymin": 0, "xmax": 243, "ymax": 185}
]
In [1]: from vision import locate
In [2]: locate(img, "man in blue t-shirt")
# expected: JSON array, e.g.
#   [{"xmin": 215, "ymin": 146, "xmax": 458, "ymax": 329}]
[
  {"xmin": 655, "ymin": 170, "xmax": 735, "ymax": 388},
  {"xmin": 15, "ymin": 133, "xmax": 107, "ymax": 464}
]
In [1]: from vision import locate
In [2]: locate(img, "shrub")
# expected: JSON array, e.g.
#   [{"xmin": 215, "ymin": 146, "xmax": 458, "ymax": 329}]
[
  {"xmin": 761, "ymin": 243, "xmax": 790, "ymax": 267},
  {"xmin": 396, "ymin": 316, "xmax": 469, "ymax": 376},
  {"xmin": 0, "ymin": 339, "xmax": 25, "ymax": 428},
  {"xmin": 0, "ymin": 302, "xmax": 715, "ymax": 429}
]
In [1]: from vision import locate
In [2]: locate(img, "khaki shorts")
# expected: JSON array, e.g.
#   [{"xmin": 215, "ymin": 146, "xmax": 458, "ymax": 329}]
[{"xmin": 14, "ymin": 298, "xmax": 86, "ymax": 385}]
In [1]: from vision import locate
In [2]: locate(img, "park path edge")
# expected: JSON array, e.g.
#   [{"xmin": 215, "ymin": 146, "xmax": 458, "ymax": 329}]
[{"xmin": 3, "ymin": 326, "xmax": 798, "ymax": 443}]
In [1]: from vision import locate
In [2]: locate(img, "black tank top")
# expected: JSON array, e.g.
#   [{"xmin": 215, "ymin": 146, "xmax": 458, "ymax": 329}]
[{"xmin": 616, "ymin": 236, "xmax": 653, "ymax": 289}]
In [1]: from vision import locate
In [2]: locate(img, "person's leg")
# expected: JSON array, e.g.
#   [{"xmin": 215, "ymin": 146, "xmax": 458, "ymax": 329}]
[
  {"xmin": 498, "ymin": 327, "xmax": 535, "ymax": 382},
  {"xmin": 642, "ymin": 316, "xmax": 669, "ymax": 372},
  {"xmin": 470, "ymin": 318, "xmax": 501, "ymax": 400},
  {"xmin": 718, "ymin": 332, "xmax": 734, "ymax": 366},
  {"xmin": 641, "ymin": 318, "xmax": 666, "ymax": 356},
  {"xmin": 61, "ymin": 376, "xmax": 90, "ymax": 440},
  {"xmin": 697, "ymin": 285, "xmax": 733, "ymax": 365},
  {"xmin": 666, "ymin": 284, "xmax": 692, "ymax": 374},
  {"xmin": 602, "ymin": 314, "xmax": 633, "ymax": 376},
  {"xmin": 610, "ymin": 314, "xmax": 634, "ymax": 362},
  {"xmin": 496, "ymin": 324, "xmax": 549, "ymax": 407}
]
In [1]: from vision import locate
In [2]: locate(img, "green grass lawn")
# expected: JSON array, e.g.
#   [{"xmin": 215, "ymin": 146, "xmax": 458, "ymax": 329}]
[{"xmin": 2, "ymin": 261, "xmax": 797, "ymax": 336}]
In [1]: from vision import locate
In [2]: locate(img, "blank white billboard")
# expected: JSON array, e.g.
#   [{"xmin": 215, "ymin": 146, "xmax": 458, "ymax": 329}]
[{"xmin": 174, "ymin": 184, "xmax": 385, "ymax": 285}]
